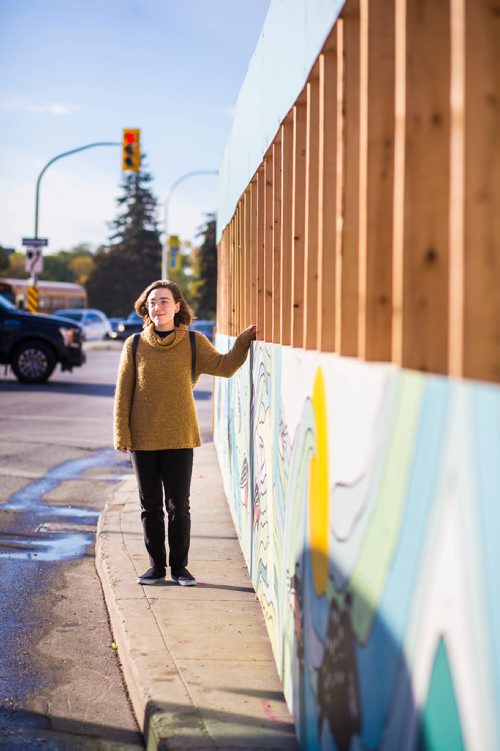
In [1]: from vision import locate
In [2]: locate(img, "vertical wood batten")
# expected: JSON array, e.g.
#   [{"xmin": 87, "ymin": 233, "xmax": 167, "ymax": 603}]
[
  {"xmin": 227, "ymin": 221, "xmax": 233, "ymax": 336},
  {"xmin": 217, "ymin": 236, "xmax": 224, "ymax": 334},
  {"xmin": 250, "ymin": 178, "xmax": 257, "ymax": 331},
  {"xmin": 335, "ymin": 19, "xmax": 345, "ymax": 352},
  {"xmin": 281, "ymin": 118, "xmax": 294, "ymax": 345},
  {"xmin": 264, "ymin": 152, "xmax": 274, "ymax": 341},
  {"xmin": 304, "ymin": 75, "xmax": 320, "ymax": 350},
  {"xmin": 233, "ymin": 216, "xmax": 237, "ymax": 335},
  {"xmin": 244, "ymin": 188, "xmax": 252, "ymax": 330},
  {"xmin": 291, "ymin": 97, "xmax": 307, "ymax": 348},
  {"xmin": 256, "ymin": 167, "xmax": 265, "ymax": 339},
  {"xmin": 402, "ymin": 0, "xmax": 451, "ymax": 374},
  {"xmin": 448, "ymin": 0, "xmax": 465, "ymax": 377},
  {"xmin": 237, "ymin": 202, "xmax": 243, "ymax": 333},
  {"xmin": 392, "ymin": 0, "xmax": 406, "ymax": 364},
  {"xmin": 272, "ymin": 140, "xmax": 282, "ymax": 343},
  {"xmin": 339, "ymin": 1, "xmax": 360, "ymax": 357},
  {"xmin": 318, "ymin": 44, "xmax": 337, "ymax": 353},
  {"xmin": 463, "ymin": 0, "xmax": 500, "ymax": 382},
  {"xmin": 241, "ymin": 193, "xmax": 247, "ymax": 330},
  {"xmin": 359, "ymin": 0, "xmax": 395, "ymax": 361},
  {"xmin": 233, "ymin": 214, "xmax": 237, "ymax": 336}
]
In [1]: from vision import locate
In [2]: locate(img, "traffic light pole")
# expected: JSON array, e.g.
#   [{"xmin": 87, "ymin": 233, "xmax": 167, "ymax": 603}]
[
  {"xmin": 162, "ymin": 170, "xmax": 218, "ymax": 280},
  {"xmin": 34, "ymin": 141, "xmax": 121, "ymax": 239},
  {"xmin": 31, "ymin": 141, "xmax": 120, "ymax": 291}
]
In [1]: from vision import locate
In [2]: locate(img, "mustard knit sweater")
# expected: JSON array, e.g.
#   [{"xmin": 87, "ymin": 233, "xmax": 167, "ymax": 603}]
[{"xmin": 114, "ymin": 323, "xmax": 254, "ymax": 451}]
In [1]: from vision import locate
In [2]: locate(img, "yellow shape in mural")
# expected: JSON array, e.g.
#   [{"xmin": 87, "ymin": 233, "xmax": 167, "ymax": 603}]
[{"xmin": 309, "ymin": 367, "xmax": 329, "ymax": 597}]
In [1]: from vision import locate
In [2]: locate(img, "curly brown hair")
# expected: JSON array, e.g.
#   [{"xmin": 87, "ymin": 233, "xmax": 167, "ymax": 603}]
[{"xmin": 134, "ymin": 280, "xmax": 195, "ymax": 327}]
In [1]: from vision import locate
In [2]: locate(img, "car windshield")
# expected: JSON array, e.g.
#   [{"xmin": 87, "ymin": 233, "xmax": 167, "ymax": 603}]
[
  {"xmin": 57, "ymin": 311, "xmax": 83, "ymax": 322},
  {"xmin": 0, "ymin": 294, "xmax": 17, "ymax": 311}
]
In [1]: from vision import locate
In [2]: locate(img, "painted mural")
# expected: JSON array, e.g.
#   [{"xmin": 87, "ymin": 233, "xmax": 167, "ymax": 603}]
[{"xmin": 214, "ymin": 336, "xmax": 500, "ymax": 750}]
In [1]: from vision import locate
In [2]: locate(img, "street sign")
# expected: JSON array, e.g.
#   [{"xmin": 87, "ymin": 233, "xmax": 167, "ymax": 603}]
[
  {"xmin": 22, "ymin": 237, "xmax": 48, "ymax": 247},
  {"xmin": 168, "ymin": 235, "xmax": 180, "ymax": 270},
  {"xmin": 25, "ymin": 247, "xmax": 44, "ymax": 274}
]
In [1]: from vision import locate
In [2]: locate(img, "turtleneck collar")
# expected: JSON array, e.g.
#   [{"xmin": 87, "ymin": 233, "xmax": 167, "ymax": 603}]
[{"xmin": 142, "ymin": 322, "xmax": 188, "ymax": 350}]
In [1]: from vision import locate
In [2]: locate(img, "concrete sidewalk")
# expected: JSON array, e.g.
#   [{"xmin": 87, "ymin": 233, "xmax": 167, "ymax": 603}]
[{"xmin": 96, "ymin": 443, "xmax": 298, "ymax": 750}]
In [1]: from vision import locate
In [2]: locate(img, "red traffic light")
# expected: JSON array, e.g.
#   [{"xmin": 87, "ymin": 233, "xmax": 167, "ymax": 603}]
[{"xmin": 121, "ymin": 128, "xmax": 141, "ymax": 171}]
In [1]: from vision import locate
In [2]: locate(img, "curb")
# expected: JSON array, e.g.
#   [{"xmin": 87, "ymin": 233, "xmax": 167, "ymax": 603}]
[{"xmin": 96, "ymin": 446, "xmax": 298, "ymax": 750}]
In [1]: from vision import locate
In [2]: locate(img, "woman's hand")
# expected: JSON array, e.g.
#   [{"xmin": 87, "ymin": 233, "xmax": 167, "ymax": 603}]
[{"xmin": 247, "ymin": 325, "xmax": 257, "ymax": 340}]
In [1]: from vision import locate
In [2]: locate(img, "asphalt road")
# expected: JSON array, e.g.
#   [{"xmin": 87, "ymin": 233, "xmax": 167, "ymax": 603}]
[{"xmin": 0, "ymin": 344, "xmax": 144, "ymax": 749}]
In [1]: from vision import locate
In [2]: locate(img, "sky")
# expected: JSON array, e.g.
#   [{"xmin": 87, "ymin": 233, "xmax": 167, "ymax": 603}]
[{"xmin": 0, "ymin": 0, "xmax": 271, "ymax": 255}]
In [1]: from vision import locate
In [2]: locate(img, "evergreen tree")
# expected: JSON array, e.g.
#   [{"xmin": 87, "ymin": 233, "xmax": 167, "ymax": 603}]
[
  {"xmin": 87, "ymin": 160, "xmax": 161, "ymax": 316},
  {"xmin": 0, "ymin": 246, "xmax": 10, "ymax": 273},
  {"xmin": 191, "ymin": 213, "xmax": 217, "ymax": 320}
]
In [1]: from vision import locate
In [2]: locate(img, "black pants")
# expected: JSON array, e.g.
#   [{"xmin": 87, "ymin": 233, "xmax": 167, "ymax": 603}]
[{"xmin": 130, "ymin": 448, "xmax": 193, "ymax": 571}]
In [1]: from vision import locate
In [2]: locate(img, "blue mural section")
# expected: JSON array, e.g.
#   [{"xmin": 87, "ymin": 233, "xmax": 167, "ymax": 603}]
[{"xmin": 214, "ymin": 336, "xmax": 500, "ymax": 750}]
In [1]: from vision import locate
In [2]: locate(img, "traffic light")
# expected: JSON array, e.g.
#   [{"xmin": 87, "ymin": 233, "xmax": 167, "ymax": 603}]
[{"xmin": 122, "ymin": 128, "xmax": 141, "ymax": 172}]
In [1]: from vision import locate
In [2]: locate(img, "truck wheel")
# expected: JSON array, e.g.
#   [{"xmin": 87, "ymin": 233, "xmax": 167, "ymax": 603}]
[{"xmin": 11, "ymin": 340, "xmax": 56, "ymax": 383}]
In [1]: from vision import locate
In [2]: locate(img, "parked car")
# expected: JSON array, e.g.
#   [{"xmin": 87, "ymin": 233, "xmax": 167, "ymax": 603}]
[
  {"xmin": 53, "ymin": 308, "xmax": 113, "ymax": 341},
  {"xmin": 190, "ymin": 320, "xmax": 216, "ymax": 343},
  {"xmin": 115, "ymin": 311, "xmax": 143, "ymax": 340},
  {"xmin": 108, "ymin": 317, "xmax": 124, "ymax": 338},
  {"xmin": 0, "ymin": 293, "xmax": 85, "ymax": 383}
]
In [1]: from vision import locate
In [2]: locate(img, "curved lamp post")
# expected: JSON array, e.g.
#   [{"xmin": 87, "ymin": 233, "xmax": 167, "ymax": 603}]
[{"xmin": 162, "ymin": 170, "xmax": 218, "ymax": 279}]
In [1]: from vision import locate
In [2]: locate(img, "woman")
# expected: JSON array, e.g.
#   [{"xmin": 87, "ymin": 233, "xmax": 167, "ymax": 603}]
[{"xmin": 114, "ymin": 279, "xmax": 256, "ymax": 586}]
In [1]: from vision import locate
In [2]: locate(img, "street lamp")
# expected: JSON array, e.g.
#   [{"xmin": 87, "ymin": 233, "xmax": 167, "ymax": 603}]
[{"xmin": 162, "ymin": 170, "xmax": 218, "ymax": 280}]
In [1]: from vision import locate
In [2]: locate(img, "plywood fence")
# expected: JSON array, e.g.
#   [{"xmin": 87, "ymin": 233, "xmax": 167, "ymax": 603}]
[{"xmin": 217, "ymin": 0, "xmax": 499, "ymax": 384}]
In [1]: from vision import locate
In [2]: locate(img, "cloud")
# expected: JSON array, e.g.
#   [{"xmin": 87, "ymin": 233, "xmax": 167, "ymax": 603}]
[{"xmin": 0, "ymin": 96, "xmax": 81, "ymax": 116}]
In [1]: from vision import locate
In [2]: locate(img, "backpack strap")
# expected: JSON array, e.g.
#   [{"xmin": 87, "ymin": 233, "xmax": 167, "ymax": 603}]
[
  {"xmin": 132, "ymin": 331, "xmax": 196, "ymax": 388},
  {"xmin": 189, "ymin": 329, "xmax": 196, "ymax": 387},
  {"xmin": 132, "ymin": 332, "xmax": 140, "ymax": 366}
]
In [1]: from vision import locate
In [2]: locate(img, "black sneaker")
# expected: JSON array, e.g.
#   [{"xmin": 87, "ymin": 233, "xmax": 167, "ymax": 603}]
[
  {"xmin": 137, "ymin": 567, "xmax": 166, "ymax": 585},
  {"xmin": 171, "ymin": 567, "xmax": 196, "ymax": 586}
]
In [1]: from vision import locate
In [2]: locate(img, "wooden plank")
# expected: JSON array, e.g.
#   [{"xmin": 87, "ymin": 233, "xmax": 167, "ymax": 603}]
[
  {"xmin": 335, "ymin": 19, "xmax": 345, "ymax": 352},
  {"xmin": 227, "ymin": 221, "xmax": 233, "ymax": 336},
  {"xmin": 463, "ymin": 0, "xmax": 500, "ymax": 381},
  {"xmin": 217, "ymin": 235, "xmax": 224, "ymax": 334},
  {"xmin": 250, "ymin": 178, "xmax": 258, "ymax": 335},
  {"xmin": 317, "ymin": 46, "xmax": 337, "ymax": 353},
  {"xmin": 231, "ymin": 218, "xmax": 236, "ymax": 337},
  {"xmin": 243, "ymin": 189, "xmax": 250, "ymax": 329},
  {"xmin": 237, "ymin": 202, "xmax": 243, "ymax": 333},
  {"xmin": 280, "ymin": 117, "xmax": 294, "ymax": 345},
  {"xmin": 304, "ymin": 75, "xmax": 320, "ymax": 350},
  {"xmin": 339, "ymin": 1, "xmax": 360, "ymax": 356},
  {"xmin": 264, "ymin": 152, "xmax": 274, "ymax": 341},
  {"xmin": 448, "ymin": 0, "xmax": 465, "ymax": 377},
  {"xmin": 256, "ymin": 167, "xmax": 265, "ymax": 339},
  {"xmin": 401, "ymin": 0, "xmax": 451, "ymax": 373},
  {"xmin": 358, "ymin": 0, "xmax": 395, "ymax": 361},
  {"xmin": 392, "ymin": 0, "xmax": 406, "ymax": 363},
  {"xmin": 272, "ymin": 139, "xmax": 282, "ymax": 343},
  {"xmin": 291, "ymin": 96, "xmax": 307, "ymax": 348}
]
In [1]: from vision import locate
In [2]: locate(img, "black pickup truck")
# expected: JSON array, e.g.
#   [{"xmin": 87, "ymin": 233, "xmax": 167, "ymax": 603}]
[{"xmin": 0, "ymin": 294, "xmax": 86, "ymax": 383}]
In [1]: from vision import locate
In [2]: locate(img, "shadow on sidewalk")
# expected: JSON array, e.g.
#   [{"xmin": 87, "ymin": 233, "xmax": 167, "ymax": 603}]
[{"xmin": 0, "ymin": 705, "xmax": 144, "ymax": 748}]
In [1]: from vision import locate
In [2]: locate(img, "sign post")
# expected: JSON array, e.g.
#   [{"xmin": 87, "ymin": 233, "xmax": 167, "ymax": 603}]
[{"xmin": 22, "ymin": 238, "xmax": 47, "ymax": 313}]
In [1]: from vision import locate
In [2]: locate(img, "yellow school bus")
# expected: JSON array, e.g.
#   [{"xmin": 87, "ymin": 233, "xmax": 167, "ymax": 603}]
[{"xmin": 0, "ymin": 278, "xmax": 87, "ymax": 314}]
